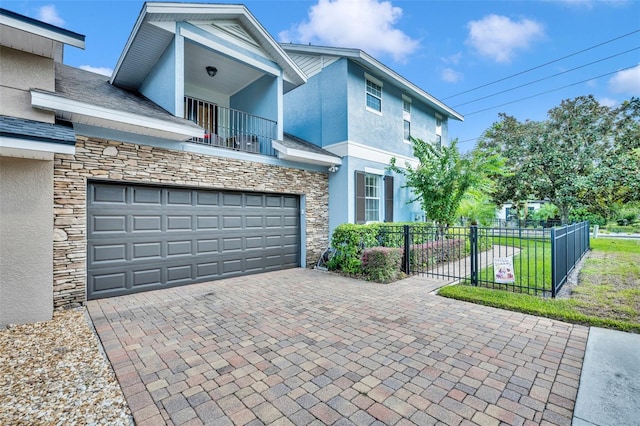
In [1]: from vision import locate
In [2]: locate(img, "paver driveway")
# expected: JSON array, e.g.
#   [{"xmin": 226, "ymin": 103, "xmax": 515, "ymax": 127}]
[{"xmin": 88, "ymin": 269, "xmax": 588, "ymax": 426}]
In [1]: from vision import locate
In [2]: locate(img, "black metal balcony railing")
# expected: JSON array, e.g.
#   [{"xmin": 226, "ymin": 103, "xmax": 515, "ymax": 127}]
[{"xmin": 185, "ymin": 96, "xmax": 277, "ymax": 156}]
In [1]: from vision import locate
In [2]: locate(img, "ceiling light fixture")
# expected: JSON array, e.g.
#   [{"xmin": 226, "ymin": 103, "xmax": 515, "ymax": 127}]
[{"xmin": 206, "ymin": 66, "xmax": 217, "ymax": 77}]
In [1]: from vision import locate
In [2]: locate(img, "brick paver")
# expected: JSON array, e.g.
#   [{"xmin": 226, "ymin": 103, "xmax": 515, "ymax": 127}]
[{"xmin": 88, "ymin": 268, "xmax": 588, "ymax": 425}]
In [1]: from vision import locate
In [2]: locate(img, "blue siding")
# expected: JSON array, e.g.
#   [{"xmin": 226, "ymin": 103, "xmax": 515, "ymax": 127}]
[
  {"xmin": 231, "ymin": 75, "xmax": 278, "ymax": 123},
  {"xmin": 283, "ymin": 59, "xmax": 348, "ymax": 147},
  {"xmin": 328, "ymin": 155, "xmax": 423, "ymax": 233},
  {"xmin": 140, "ymin": 38, "xmax": 177, "ymax": 114}
]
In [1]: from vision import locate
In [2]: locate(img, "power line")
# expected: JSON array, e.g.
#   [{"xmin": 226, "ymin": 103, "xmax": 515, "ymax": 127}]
[
  {"xmin": 443, "ymin": 28, "xmax": 640, "ymax": 100},
  {"xmin": 462, "ymin": 64, "xmax": 638, "ymax": 116},
  {"xmin": 453, "ymin": 47, "xmax": 640, "ymax": 108}
]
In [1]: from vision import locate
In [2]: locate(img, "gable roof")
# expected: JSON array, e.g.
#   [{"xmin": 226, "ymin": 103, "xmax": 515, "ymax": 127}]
[
  {"xmin": 281, "ymin": 43, "xmax": 463, "ymax": 122},
  {"xmin": 31, "ymin": 64, "xmax": 203, "ymax": 141},
  {"xmin": 112, "ymin": 2, "xmax": 306, "ymax": 91}
]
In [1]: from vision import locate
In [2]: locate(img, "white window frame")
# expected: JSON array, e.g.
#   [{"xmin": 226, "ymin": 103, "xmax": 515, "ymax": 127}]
[
  {"xmin": 363, "ymin": 168, "xmax": 384, "ymax": 222},
  {"xmin": 403, "ymin": 95, "xmax": 412, "ymax": 142},
  {"xmin": 365, "ymin": 73, "xmax": 383, "ymax": 115},
  {"xmin": 435, "ymin": 113, "xmax": 443, "ymax": 148}
]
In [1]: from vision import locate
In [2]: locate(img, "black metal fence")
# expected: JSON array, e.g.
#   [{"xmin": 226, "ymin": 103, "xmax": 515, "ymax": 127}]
[
  {"xmin": 377, "ymin": 221, "xmax": 589, "ymax": 297},
  {"xmin": 551, "ymin": 222, "xmax": 591, "ymax": 297}
]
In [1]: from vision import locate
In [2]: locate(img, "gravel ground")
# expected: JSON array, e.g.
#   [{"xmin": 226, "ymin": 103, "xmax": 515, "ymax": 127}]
[{"xmin": 0, "ymin": 308, "xmax": 132, "ymax": 425}]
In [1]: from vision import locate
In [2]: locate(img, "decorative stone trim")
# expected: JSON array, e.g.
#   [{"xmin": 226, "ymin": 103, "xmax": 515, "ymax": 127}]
[{"xmin": 53, "ymin": 136, "xmax": 329, "ymax": 307}]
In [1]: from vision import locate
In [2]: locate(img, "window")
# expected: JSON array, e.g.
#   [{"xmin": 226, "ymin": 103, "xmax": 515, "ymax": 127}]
[
  {"xmin": 403, "ymin": 120, "xmax": 411, "ymax": 141},
  {"xmin": 356, "ymin": 172, "xmax": 394, "ymax": 224},
  {"xmin": 402, "ymin": 96, "xmax": 411, "ymax": 141},
  {"xmin": 365, "ymin": 174, "xmax": 381, "ymax": 222},
  {"xmin": 366, "ymin": 78, "xmax": 382, "ymax": 112},
  {"xmin": 403, "ymin": 99, "xmax": 411, "ymax": 113},
  {"xmin": 435, "ymin": 114, "xmax": 442, "ymax": 148}
]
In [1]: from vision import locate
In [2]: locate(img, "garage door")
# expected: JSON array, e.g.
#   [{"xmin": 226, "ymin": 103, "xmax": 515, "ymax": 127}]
[{"xmin": 87, "ymin": 182, "xmax": 300, "ymax": 299}]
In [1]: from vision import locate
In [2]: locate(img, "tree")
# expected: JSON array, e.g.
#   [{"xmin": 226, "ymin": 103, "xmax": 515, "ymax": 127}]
[
  {"xmin": 478, "ymin": 95, "xmax": 639, "ymax": 223},
  {"xmin": 389, "ymin": 138, "xmax": 505, "ymax": 235},
  {"xmin": 456, "ymin": 190, "xmax": 498, "ymax": 226}
]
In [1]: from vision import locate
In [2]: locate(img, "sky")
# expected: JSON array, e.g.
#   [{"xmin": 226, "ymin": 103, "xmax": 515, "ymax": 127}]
[{"xmin": 4, "ymin": 0, "xmax": 640, "ymax": 150}]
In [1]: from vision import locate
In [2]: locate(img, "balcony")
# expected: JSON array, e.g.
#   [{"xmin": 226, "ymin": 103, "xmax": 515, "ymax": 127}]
[{"xmin": 185, "ymin": 96, "xmax": 277, "ymax": 156}]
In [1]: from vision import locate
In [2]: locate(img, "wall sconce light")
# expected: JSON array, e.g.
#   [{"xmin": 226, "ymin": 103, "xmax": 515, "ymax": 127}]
[
  {"xmin": 206, "ymin": 66, "xmax": 217, "ymax": 77},
  {"xmin": 328, "ymin": 165, "xmax": 339, "ymax": 173}
]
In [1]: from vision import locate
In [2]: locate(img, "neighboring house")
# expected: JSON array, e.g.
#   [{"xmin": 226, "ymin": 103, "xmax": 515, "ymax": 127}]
[
  {"xmin": 0, "ymin": 8, "xmax": 85, "ymax": 326},
  {"xmin": 280, "ymin": 44, "xmax": 464, "ymax": 232},
  {"xmin": 0, "ymin": 3, "xmax": 342, "ymax": 323},
  {"xmin": 497, "ymin": 201, "xmax": 548, "ymax": 221}
]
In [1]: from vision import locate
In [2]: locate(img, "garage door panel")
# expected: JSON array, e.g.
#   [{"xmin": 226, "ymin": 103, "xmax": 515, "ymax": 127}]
[
  {"xmin": 92, "ymin": 184, "xmax": 127, "ymax": 204},
  {"xmin": 167, "ymin": 240, "xmax": 192, "ymax": 256},
  {"xmin": 133, "ymin": 269, "xmax": 162, "ymax": 287},
  {"xmin": 245, "ymin": 216, "xmax": 263, "ymax": 228},
  {"xmin": 92, "ymin": 272, "xmax": 126, "ymax": 292},
  {"xmin": 197, "ymin": 239, "xmax": 219, "ymax": 253},
  {"xmin": 223, "ymin": 193, "xmax": 242, "ymax": 206},
  {"xmin": 167, "ymin": 265, "xmax": 192, "ymax": 283},
  {"xmin": 167, "ymin": 189, "xmax": 192, "ymax": 205},
  {"xmin": 92, "ymin": 215, "xmax": 127, "ymax": 234},
  {"xmin": 197, "ymin": 262, "xmax": 219, "ymax": 279},
  {"xmin": 246, "ymin": 194, "xmax": 264, "ymax": 207},
  {"xmin": 87, "ymin": 182, "xmax": 300, "ymax": 299},
  {"xmin": 197, "ymin": 216, "xmax": 219, "ymax": 229},
  {"xmin": 197, "ymin": 191, "xmax": 219, "ymax": 206},
  {"xmin": 133, "ymin": 242, "xmax": 162, "ymax": 259},
  {"xmin": 133, "ymin": 216, "xmax": 162, "ymax": 232},
  {"xmin": 132, "ymin": 187, "xmax": 162, "ymax": 205},
  {"xmin": 92, "ymin": 244, "xmax": 127, "ymax": 263},
  {"xmin": 222, "ymin": 237, "xmax": 243, "ymax": 251}
]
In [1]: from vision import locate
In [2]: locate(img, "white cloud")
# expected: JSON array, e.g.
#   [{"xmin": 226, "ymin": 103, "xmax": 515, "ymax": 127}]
[
  {"xmin": 466, "ymin": 14, "xmax": 544, "ymax": 63},
  {"xmin": 441, "ymin": 68, "xmax": 463, "ymax": 83},
  {"xmin": 552, "ymin": 0, "xmax": 629, "ymax": 9},
  {"xmin": 80, "ymin": 65, "xmax": 113, "ymax": 77},
  {"xmin": 37, "ymin": 5, "xmax": 64, "ymax": 27},
  {"xmin": 442, "ymin": 52, "xmax": 462, "ymax": 65},
  {"xmin": 608, "ymin": 65, "xmax": 640, "ymax": 96},
  {"xmin": 598, "ymin": 97, "xmax": 618, "ymax": 107},
  {"xmin": 278, "ymin": 0, "xmax": 419, "ymax": 62}
]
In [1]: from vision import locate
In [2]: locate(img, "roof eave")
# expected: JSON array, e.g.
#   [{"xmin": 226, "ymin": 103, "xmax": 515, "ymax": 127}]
[
  {"xmin": 281, "ymin": 43, "xmax": 463, "ymax": 122},
  {"xmin": 31, "ymin": 90, "xmax": 204, "ymax": 141}
]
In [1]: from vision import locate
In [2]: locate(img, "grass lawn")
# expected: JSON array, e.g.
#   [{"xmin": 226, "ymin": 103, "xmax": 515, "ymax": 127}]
[
  {"xmin": 474, "ymin": 235, "xmax": 551, "ymax": 294},
  {"xmin": 439, "ymin": 237, "xmax": 640, "ymax": 333}
]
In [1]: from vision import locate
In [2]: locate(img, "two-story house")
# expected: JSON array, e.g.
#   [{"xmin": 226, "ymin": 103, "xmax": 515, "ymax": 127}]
[
  {"xmin": 281, "ymin": 44, "xmax": 464, "ymax": 232},
  {"xmin": 1, "ymin": 3, "xmax": 342, "ymax": 323}
]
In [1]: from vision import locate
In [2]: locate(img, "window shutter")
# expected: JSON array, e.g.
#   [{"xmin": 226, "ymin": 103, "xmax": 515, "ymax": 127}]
[
  {"xmin": 355, "ymin": 171, "xmax": 365, "ymax": 224},
  {"xmin": 384, "ymin": 175, "xmax": 394, "ymax": 222}
]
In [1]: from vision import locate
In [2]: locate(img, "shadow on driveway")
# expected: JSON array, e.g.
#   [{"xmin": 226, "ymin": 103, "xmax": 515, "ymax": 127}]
[{"xmin": 88, "ymin": 268, "xmax": 587, "ymax": 425}]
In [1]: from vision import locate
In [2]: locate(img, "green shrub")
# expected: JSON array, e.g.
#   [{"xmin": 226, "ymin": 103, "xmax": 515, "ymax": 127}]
[
  {"xmin": 569, "ymin": 207, "xmax": 607, "ymax": 226},
  {"xmin": 327, "ymin": 223, "xmax": 379, "ymax": 274},
  {"xmin": 409, "ymin": 239, "xmax": 464, "ymax": 270},
  {"xmin": 361, "ymin": 247, "xmax": 403, "ymax": 283}
]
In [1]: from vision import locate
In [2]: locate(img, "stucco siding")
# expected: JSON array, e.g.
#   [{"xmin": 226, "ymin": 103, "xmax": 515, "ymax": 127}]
[
  {"xmin": 0, "ymin": 156, "xmax": 54, "ymax": 326},
  {"xmin": 140, "ymin": 38, "xmax": 178, "ymax": 115},
  {"xmin": 52, "ymin": 137, "xmax": 329, "ymax": 307},
  {"xmin": 231, "ymin": 75, "xmax": 278, "ymax": 123},
  {"xmin": 0, "ymin": 46, "xmax": 55, "ymax": 122}
]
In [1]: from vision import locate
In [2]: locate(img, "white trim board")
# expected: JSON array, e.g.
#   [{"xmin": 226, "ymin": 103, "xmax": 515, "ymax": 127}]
[{"xmin": 324, "ymin": 141, "xmax": 418, "ymax": 169}]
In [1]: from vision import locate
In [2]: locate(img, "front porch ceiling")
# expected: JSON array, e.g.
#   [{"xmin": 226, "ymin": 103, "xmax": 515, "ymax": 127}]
[{"xmin": 184, "ymin": 41, "xmax": 264, "ymax": 98}]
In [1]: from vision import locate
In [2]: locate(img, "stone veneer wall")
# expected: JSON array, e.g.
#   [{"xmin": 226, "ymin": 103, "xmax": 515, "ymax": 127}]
[{"xmin": 52, "ymin": 136, "xmax": 329, "ymax": 308}]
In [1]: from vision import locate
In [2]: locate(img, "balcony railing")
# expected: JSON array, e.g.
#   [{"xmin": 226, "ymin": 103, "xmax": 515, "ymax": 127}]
[{"xmin": 185, "ymin": 96, "xmax": 277, "ymax": 156}]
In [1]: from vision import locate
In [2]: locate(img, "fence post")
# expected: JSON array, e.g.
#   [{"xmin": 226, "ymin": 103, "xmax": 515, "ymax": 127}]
[
  {"xmin": 551, "ymin": 227, "xmax": 557, "ymax": 298},
  {"xmin": 470, "ymin": 225, "xmax": 478, "ymax": 286},
  {"xmin": 403, "ymin": 225, "xmax": 410, "ymax": 274}
]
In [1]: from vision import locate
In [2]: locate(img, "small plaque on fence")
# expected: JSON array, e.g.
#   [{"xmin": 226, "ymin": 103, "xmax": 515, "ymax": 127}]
[{"xmin": 494, "ymin": 257, "xmax": 515, "ymax": 283}]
